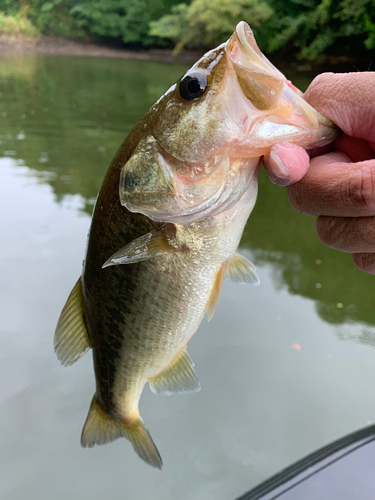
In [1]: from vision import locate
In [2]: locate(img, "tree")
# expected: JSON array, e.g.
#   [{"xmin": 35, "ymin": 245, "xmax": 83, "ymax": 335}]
[
  {"xmin": 150, "ymin": 0, "xmax": 273, "ymax": 53},
  {"xmin": 266, "ymin": 0, "xmax": 375, "ymax": 60}
]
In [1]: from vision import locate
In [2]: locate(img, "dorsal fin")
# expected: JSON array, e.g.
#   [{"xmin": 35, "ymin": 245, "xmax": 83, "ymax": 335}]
[
  {"xmin": 54, "ymin": 278, "xmax": 91, "ymax": 366},
  {"xmin": 206, "ymin": 262, "xmax": 227, "ymax": 321},
  {"xmin": 102, "ymin": 223, "xmax": 188, "ymax": 268},
  {"xmin": 149, "ymin": 349, "xmax": 200, "ymax": 395},
  {"xmin": 226, "ymin": 252, "xmax": 260, "ymax": 285}
]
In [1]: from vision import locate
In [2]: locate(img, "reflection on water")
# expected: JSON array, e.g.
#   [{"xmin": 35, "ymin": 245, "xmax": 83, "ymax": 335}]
[
  {"xmin": 1, "ymin": 54, "xmax": 373, "ymax": 330},
  {"xmin": 339, "ymin": 327, "xmax": 375, "ymax": 350},
  {"xmin": 0, "ymin": 54, "xmax": 187, "ymax": 213},
  {"xmin": 1, "ymin": 54, "xmax": 375, "ymax": 499},
  {"xmin": 243, "ymin": 170, "xmax": 375, "ymax": 328}
]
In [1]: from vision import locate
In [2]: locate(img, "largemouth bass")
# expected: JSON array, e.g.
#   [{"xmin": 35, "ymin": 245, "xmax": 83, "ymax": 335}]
[{"xmin": 55, "ymin": 22, "xmax": 337, "ymax": 469}]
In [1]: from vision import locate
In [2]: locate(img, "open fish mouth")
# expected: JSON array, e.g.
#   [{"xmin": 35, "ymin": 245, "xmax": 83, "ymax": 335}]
[
  {"xmin": 119, "ymin": 21, "xmax": 339, "ymax": 225},
  {"xmin": 227, "ymin": 22, "xmax": 338, "ymax": 151},
  {"xmin": 227, "ymin": 22, "xmax": 288, "ymax": 112}
]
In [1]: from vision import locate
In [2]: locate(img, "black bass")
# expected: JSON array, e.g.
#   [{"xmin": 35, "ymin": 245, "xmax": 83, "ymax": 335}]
[{"xmin": 55, "ymin": 22, "xmax": 337, "ymax": 469}]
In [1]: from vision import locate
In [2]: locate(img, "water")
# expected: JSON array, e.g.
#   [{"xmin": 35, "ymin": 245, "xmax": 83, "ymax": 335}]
[{"xmin": 1, "ymin": 53, "xmax": 375, "ymax": 499}]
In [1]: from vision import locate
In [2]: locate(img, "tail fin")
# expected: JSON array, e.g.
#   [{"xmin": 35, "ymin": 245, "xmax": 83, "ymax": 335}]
[{"xmin": 81, "ymin": 395, "xmax": 163, "ymax": 469}]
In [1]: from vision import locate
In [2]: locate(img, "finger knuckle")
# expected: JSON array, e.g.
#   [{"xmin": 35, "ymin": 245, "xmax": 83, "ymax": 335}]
[
  {"xmin": 317, "ymin": 217, "xmax": 352, "ymax": 250},
  {"xmin": 304, "ymin": 73, "xmax": 336, "ymax": 109},
  {"xmin": 316, "ymin": 217, "xmax": 334, "ymax": 246},
  {"xmin": 353, "ymin": 253, "xmax": 375, "ymax": 275},
  {"xmin": 347, "ymin": 166, "xmax": 375, "ymax": 211},
  {"xmin": 286, "ymin": 186, "xmax": 304, "ymax": 212},
  {"xmin": 360, "ymin": 218, "xmax": 375, "ymax": 247}
]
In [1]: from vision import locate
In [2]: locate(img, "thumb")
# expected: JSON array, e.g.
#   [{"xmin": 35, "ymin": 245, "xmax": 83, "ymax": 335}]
[
  {"xmin": 263, "ymin": 143, "xmax": 310, "ymax": 186},
  {"xmin": 304, "ymin": 72, "xmax": 375, "ymax": 143}
]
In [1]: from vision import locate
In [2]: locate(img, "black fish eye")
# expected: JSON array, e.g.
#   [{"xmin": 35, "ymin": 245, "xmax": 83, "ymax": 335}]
[{"xmin": 179, "ymin": 72, "xmax": 208, "ymax": 101}]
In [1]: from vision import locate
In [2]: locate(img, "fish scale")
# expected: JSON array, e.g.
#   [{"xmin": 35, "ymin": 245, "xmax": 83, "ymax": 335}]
[
  {"xmin": 86, "ymin": 184, "xmax": 255, "ymax": 423},
  {"xmin": 54, "ymin": 21, "xmax": 338, "ymax": 469}
]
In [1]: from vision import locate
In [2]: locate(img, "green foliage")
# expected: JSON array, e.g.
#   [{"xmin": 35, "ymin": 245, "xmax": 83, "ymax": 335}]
[
  {"xmin": 0, "ymin": 8, "xmax": 39, "ymax": 36},
  {"xmin": 150, "ymin": 0, "xmax": 273, "ymax": 52},
  {"xmin": 150, "ymin": 4, "xmax": 190, "ymax": 50},
  {"xmin": 0, "ymin": 0, "xmax": 185, "ymax": 43},
  {"xmin": 0, "ymin": 0, "xmax": 373, "ymax": 58},
  {"xmin": 71, "ymin": 0, "xmax": 150, "ymax": 45},
  {"xmin": 70, "ymin": 0, "xmax": 185, "ymax": 45},
  {"xmin": 337, "ymin": 0, "xmax": 375, "ymax": 50},
  {"xmin": 151, "ymin": 0, "xmax": 374, "ymax": 59},
  {"xmin": 0, "ymin": 0, "xmax": 22, "ymax": 16},
  {"xmin": 144, "ymin": 0, "xmax": 190, "ymax": 23},
  {"xmin": 266, "ymin": 0, "xmax": 375, "ymax": 59},
  {"xmin": 0, "ymin": 0, "xmax": 86, "ymax": 37},
  {"xmin": 27, "ymin": 0, "xmax": 85, "ymax": 37},
  {"xmin": 188, "ymin": 0, "xmax": 273, "ymax": 46}
]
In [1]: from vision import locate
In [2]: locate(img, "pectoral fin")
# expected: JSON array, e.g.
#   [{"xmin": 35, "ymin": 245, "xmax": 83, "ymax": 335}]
[
  {"xmin": 103, "ymin": 223, "xmax": 188, "ymax": 268},
  {"xmin": 54, "ymin": 277, "xmax": 91, "ymax": 366},
  {"xmin": 206, "ymin": 263, "xmax": 227, "ymax": 321},
  {"xmin": 226, "ymin": 252, "xmax": 260, "ymax": 285},
  {"xmin": 149, "ymin": 348, "xmax": 200, "ymax": 395}
]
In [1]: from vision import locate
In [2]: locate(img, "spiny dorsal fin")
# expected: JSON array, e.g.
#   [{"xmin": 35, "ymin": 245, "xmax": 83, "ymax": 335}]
[
  {"xmin": 54, "ymin": 277, "xmax": 91, "ymax": 366},
  {"xmin": 81, "ymin": 395, "xmax": 162, "ymax": 469},
  {"xmin": 149, "ymin": 349, "xmax": 200, "ymax": 396},
  {"xmin": 206, "ymin": 262, "xmax": 227, "ymax": 321},
  {"xmin": 102, "ymin": 223, "xmax": 188, "ymax": 268},
  {"xmin": 226, "ymin": 252, "xmax": 260, "ymax": 285}
]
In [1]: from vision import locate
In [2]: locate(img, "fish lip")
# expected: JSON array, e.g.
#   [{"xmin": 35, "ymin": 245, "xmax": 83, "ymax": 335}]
[
  {"xmin": 227, "ymin": 22, "xmax": 339, "ymax": 144},
  {"xmin": 226, "ymin": 25, "xmax": 245, "ymax": 68},
  {"xmin": 227, "ymin": 21, "xmax": 273, "ymax": 72},
  {"xmin": 232, "ymin": 22, "xmax": 257, "ymax": 58}
]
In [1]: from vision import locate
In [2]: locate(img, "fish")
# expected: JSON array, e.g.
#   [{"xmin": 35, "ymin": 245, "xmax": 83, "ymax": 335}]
[{"xmin": 54, "ymin": 22, "xmax": 338, "ymax": 469}]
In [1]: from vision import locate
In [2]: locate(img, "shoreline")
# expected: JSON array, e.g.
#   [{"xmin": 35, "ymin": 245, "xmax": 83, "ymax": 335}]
[
  {"xmin": 0, "ymin": 33, "xmax": 364, "ymax": 75},
  {"xmin": 0, "ymin": 33, "xmax": 203, "ymax": 65}
]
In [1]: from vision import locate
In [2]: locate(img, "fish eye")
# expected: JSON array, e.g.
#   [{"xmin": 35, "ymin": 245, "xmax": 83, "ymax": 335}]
[{"xmin": 179, "ymin": 72, "xmax": 208, "ymax": 101}]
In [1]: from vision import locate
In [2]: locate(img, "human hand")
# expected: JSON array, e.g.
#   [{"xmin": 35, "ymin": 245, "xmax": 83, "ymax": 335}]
[{"xmin": 263, "ymin": 72, "xmax": 375, "ymax": 274}]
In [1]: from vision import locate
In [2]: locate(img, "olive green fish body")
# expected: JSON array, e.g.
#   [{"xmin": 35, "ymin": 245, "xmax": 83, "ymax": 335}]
[{"xmin": 55, "ymin": 22, "xmax": 338, "ymax": 469}]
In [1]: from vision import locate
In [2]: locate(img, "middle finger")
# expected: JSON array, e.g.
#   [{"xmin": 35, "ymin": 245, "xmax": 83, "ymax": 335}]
[{"xmin": 287, "ymin": 154, "xmax": 375, "ymax": 217}]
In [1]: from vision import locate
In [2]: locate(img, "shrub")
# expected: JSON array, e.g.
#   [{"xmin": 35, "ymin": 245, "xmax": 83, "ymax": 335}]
[{"xmin": 0, "ymin": 7, "xmax": 39, "ymax": 36}]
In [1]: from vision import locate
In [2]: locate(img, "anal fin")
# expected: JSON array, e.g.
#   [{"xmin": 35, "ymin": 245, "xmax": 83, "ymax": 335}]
[
  {"xmin": 54, "ymin": 277, "xmax": 91, "ymax": 366},
  {"xmin": 149, "ymin": 349, "xmax": 200, "ymax": 396},
  {"xmin": 226, "ymin": 252, "xmax": 260, "ymax": 285},
  {"xmin": 206, "ymin": 263, "xmax": 226, "ymax": 321}
]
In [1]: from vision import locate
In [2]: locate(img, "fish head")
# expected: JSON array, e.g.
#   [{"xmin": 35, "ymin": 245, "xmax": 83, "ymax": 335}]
[{"xmin": 120, "ymin": 22, "xmax": 338, "ymax": 224}]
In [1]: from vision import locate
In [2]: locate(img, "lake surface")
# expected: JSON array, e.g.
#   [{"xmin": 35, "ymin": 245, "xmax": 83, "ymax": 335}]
[{"xmin": 1, "ymin": 53, "xmax": 375, "ymax": 499}]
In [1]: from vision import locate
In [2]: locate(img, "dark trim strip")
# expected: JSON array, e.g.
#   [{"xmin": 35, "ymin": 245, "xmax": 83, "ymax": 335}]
[{"xmin": 236, "ymin": 424, "xmax": 375, "ymax": 500}]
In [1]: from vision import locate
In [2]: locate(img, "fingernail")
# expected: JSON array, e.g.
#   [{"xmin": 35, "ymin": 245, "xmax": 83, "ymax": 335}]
[{"xmin": 268, "ymin": 150, "xmax": 293, "ymax": 185}]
